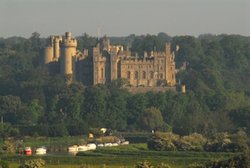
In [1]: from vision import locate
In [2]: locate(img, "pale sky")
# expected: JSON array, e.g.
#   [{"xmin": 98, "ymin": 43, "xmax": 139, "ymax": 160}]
[{"xmin": 0, "ymin": 0, "xmax": 249, "ymax": 38}]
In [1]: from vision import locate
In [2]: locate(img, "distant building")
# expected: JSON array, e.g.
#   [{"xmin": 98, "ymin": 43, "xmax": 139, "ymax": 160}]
[{"xmin": 44, "ymin": 32, "xmax": 177, "ymax": 92}]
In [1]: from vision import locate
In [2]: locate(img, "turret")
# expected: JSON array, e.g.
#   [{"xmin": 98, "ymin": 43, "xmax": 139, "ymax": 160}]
[
  {"xmin": 165, "ymin": 43, "xmax": 171, "ymax": 55},
  {"xmin": 44, "ymin": 46, "xmax": 54, "ymax": 64},
  {"xmin": 53, "ymin": 36, "xmax": 62, "ymax": 61},
  {"xmin": 44, "ymin": 36, "xmax": 54, "ymax": 64},
  {"xmin": 60, "ymin": 32, "xmax": 77, "ymax": 76}
]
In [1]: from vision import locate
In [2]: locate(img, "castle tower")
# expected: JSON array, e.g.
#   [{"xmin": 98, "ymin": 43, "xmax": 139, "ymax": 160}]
[
  {"xmin": 110, "ymin": 47, "xmax": 118, "ymax": 81},
  {"xmin": 165, "ymin": 43, "xmax": 171, "ymax": 55},
  {"xmin": 44, "ymin": 36, "xmax": 54, "ymax": 64},
  {"xmin": 53, "ymin": 35, "xmax": 62, "ymax": 61},
  {"xmin": 60, "ymin": 32, "xmax": 77, "ymax": 77},
  {"xmin": 92, "ymin": 45, "xmax": 107, "ymax": 85},
  {"xmin": 164, "ymin": 43, "xmax": 176, "ymax": 86},
  {"xmin": 44, "ymin": 46, "xmax": 54, "ymax": 64}
]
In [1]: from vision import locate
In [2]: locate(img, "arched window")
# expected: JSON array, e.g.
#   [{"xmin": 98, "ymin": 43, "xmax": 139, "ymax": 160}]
[
  {"xmin": 101, "ymin": 68, "xmax": 104, "ymax": 78},
  {"xmin": 135, "ymin": 71, "xmax": 139, "ymax": 80},
  {"xmin": 127, "ymin": 71, "xmax": 131, "ymax": 79},
  {"xmin": 142, "ymin": 71, "xmax": 146, "ymax": 79},
  {"xmin": 150, "ymin": 71, "xmax": 154, "ymax": 79}
]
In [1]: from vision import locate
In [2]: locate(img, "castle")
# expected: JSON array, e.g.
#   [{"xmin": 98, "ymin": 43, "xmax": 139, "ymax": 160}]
[{"xmin": 44, "ymin": 32, "xmax": 177, "ymax": 92}]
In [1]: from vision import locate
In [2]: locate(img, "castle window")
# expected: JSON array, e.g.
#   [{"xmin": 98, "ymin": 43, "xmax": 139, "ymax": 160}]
[
  {"xmin": 135, "ymin": 71, "xmax": 139, "ymax": 80},
  {"xmin": 150, "ymin": 71, "xmax": 154, "ymax": 79},
  {"xmin": 101, "ymin": 68, "xmax": 104, "ymax": 78},
  {"xmin": 160, "ymin": 66, "xmax": 163, "ymax": 70},
  {"xmin": 127, "ymin": 71, "xmax": 131, "ymax": 79},
  {"xmin": 160, "ymin": 73, "xmax": 163, "ymax": 79},
  {"xmin": 142, "ymin": 71, "xmax": 146, "ymax": 79}
]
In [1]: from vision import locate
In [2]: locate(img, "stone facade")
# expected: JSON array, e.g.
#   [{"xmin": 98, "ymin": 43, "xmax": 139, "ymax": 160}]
[{"xmin": 44, "ymin": 32, "xmax": 176, "ymax": 89}]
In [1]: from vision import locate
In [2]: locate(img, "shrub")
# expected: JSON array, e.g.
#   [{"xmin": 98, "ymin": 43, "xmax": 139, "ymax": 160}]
[
  {"xmin": 135, "ymin": 161, "xmax": 154, "ymax": 168},
  {"xmin": 175, "ymin": 133, "xmax": 206, "ymax": 151},
  {"xmin": 19, "ymin": 158, "xmax": 45, "ymax": 168},
  {"xmin": 147, "ymin": 132, "xmax": 179, "ymax": 151},
  {"xmin": 203, "ymin": 149, "xmax": 250, "ymax": 167},
  {"xmin": 0, "ymin": 123, "xmax": 19, "ymax": 138},
  {"xmin": 48, "ymin": 124, "xmax": 68, "ymax": 137},
  {"xmin": 157, "ymin": 163, "xmax": 171, "ymax": 168},
  {"xmin": 0, "ymin": 160, "xmax": 9, "ymax": 168},
  {"xmin": 205, "ymin": 131, "xmax": 248, "ymax": 152},
  {"xmin": 2, "ymin": 139, "xmax": 16, "ymax": 154}
]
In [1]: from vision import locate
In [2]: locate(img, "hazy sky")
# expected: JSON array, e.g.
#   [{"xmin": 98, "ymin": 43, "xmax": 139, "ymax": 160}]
[{"xmin": 0, "ymin": 0, "xmax": 249, "ymax": 38}]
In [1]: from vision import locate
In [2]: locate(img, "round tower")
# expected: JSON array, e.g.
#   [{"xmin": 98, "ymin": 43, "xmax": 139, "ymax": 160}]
[
  {"xmin": 44, "ymin": 46, "xmax": 54, "ymax": 64},
  {"xmin": 53, "ymin": 35, "xmax": 62, "ymax": 61},
  {"xmin": 60, "ymin": 32, "xmax": 77, "ymax": 76}
]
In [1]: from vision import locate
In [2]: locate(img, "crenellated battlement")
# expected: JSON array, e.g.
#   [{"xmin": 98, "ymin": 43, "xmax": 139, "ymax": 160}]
[
  {"xmin": 61, "ymin": 39, "xmax": 77, "ymax": 48},
  {"xmin": 44, "ymin": 33, "xmax": 176, "ymax": 88}
]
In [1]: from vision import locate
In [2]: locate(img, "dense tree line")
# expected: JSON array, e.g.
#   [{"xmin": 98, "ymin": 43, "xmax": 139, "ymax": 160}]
[{"xmin": 0, "ymin": 32, "xmax": 249, "ymax": 139}]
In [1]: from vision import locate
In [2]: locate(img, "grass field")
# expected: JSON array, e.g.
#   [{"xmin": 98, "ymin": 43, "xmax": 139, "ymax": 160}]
[{"xmin": 1, "ymin": 143, "xmax": 239, "ymax": 168}]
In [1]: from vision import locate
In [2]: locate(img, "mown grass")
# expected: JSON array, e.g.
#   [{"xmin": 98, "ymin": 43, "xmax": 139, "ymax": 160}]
[{"xmin": 76, "ymin": 144, "xmax": 238, "ymax": 167}]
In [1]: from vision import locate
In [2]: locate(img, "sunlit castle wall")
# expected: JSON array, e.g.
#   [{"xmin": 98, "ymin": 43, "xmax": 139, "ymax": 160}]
[
  {"xmin": 60, "ymin": 32, "xmax": 77, "ymax": 76},
  {"xmin": 44, "ymin": 46, "xmax": 54, "ymax": 64}
]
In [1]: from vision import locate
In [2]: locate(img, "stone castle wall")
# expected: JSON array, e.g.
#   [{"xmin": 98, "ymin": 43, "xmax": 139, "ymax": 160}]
[{"xmin": 44, "ymin": 32, "xmax": 177, "ymax": 91}]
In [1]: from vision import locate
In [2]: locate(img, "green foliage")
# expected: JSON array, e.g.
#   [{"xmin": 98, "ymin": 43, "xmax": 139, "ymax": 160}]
[
  {"xmin": 76, "ymin": 33, "xmax": 97, "ymax": 51},
  {"xmin": 175, "ymin": 133, "xmax": 206, "ymax": 151},
  {"xmin": 205, "ymin": 151, "xmax": 249, "ymax": 168},
  {"xmin": 48, "ymin": 124, "xmax": 69, "ymax": 137},
  {"xmin": 2, "ymin": 139, "xmax": 16, "ymax": 154},
  {"xmin": 187, "ymin": 162, "xmax": 204, "ymax": 168},
  {"xmin": 156, "ymin": 163, "xmax": 171, "ymax": 168},
  {"xmin": 204, "ymin": 130, "xmax": 248, "ymax": 152},
  {"xmin": 148, "ymin": 131, "xmax": 247, "ymax": 152},
  {"xmin": 147, "ymin": 132, "xmax": 179, "ymax": 151},
  {"xmin": 140, "ymin": 107, "xmax": 166, "ymax": 131},
  {"xmin": 0, "ymin": 123, "xmax": 19, "ymax": 138},
  {"xmin": 0, "ymin": 33, "xmax": 250, "ymax": 138},
  {"xmin": 135, "ymin": 161, "xmax": 154, "ymax": 168},
  {"xmin": 230, "ymin": 106, "xmax": 250, "ymax": 134},
  {"xmin": 19, "ymin": 158, "xmax": 45, "ymax": 168},
  {"xmin": 0, "ymin": 160, "xmax": 9, "ymax": 168}
]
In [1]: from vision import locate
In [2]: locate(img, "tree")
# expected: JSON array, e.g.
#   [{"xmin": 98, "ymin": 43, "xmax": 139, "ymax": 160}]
[
  {"xmin": 230, "ymin": 106, "xmax": 250, "ymax": 134},
  {"xmin": 76, "ymin": 33, "xmax": 97, "ymax": 51},
  {"xmin": 140, "ymin": 107, "xmax": 165, "ymax": 131},
  {"xmin": 0, "ymin": 123, "xmax": 19, "ymax": 138},
  {"xmin": 0, "ymin": 95, "xmax": 22, "ymax": 124},
  {"xmin": 29, "ymin": 32, "xmax": 41, "ymax": 52},
  {"xmin": 105, "ymin": 84, "xmax": 128, "ymax": 130},
  {"xmin": 83, "ymin": 85, "xmax": 109, "ymax": 127},
  {"xmin": 127, "ymin": 94, "xmax": 148, "ymax": 130},
  {"xmin": 21, "ymin": 99, "xmax": 44, "ymax": 125}
]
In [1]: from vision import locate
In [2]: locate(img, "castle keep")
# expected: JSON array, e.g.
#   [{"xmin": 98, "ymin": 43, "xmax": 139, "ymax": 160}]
[{"xmin": 44, "ymin": 32, "xmax": 176, "ymax": 91}]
